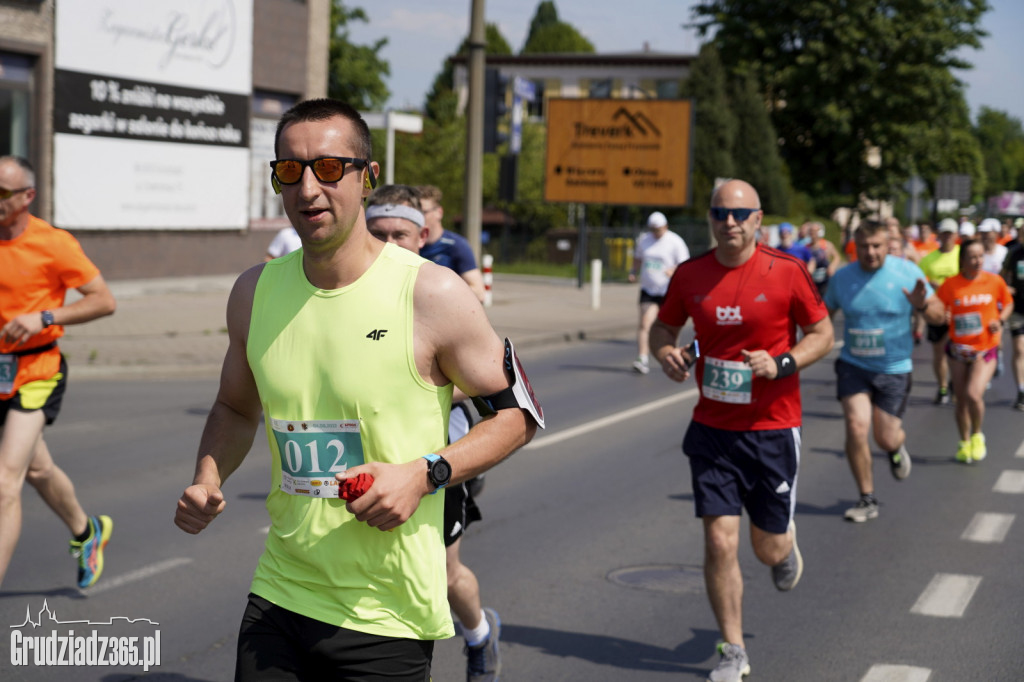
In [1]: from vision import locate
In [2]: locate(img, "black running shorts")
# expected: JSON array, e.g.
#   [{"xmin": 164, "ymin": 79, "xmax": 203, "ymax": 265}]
[{"xmin": 236, "ymin": 594, "xmax": 433, "ymax": 682}]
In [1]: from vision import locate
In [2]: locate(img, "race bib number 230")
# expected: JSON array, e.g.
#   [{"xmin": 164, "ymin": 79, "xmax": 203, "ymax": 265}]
[{"xmin": 270, "ymin": 419, "xmax": 365, "ymax": 498}]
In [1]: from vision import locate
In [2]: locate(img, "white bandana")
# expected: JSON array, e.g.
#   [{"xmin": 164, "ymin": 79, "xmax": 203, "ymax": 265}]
[{"xmin": 365, "ymin": 203, "xmax": 425, "ymax": 227}]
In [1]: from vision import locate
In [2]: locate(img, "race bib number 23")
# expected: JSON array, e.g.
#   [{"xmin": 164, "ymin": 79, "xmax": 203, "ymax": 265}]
[{"xmin": 270, "ymin": 419, "xmax": 365, "ymax": 498}]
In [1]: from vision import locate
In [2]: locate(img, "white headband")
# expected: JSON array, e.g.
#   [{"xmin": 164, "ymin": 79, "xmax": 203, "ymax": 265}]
[{"xmin": 365, "ymin": 203, "xmax": 425, "ymax": 228}]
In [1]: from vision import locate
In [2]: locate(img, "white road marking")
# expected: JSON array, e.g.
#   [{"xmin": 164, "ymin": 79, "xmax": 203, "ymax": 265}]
[
  {"xmin": 993, "ymin": 470, "xmax": 1024, "ymax": 494},
  {"xmin": 87, "ymin": 557, "xmax": 193, "ymax": 595},
  {"xmin": 961, "ymin": 512, "xmax": 1015, "ymax": 543},
  {"xmin": 910, "ymin": 573, "xmax": 981, "ymax": 618},
  {"xmin": 524, "ymin": 388, "xmax": 699, "ymax": 450},
  {"xmin": 860, "ymin": 664, "xmax": 932, "ymax": 682}
]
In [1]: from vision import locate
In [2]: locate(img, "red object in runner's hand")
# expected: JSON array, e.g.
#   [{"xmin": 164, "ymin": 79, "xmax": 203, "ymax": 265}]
[{"xmin": 339, "ymin": 473, "xmax": 374, "ymax": 501}]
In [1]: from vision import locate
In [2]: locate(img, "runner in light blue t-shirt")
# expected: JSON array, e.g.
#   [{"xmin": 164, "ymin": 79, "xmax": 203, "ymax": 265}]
[
  {"xmin": 824, "ymin": 221, "xmax": 941, "ymax": 523},
  {"xmin": 826, "ymin": 250, "xmax": 933, "ymax": 374}
]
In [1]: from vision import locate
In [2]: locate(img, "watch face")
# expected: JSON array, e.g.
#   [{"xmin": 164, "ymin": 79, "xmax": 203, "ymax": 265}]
[{"xmin": 431, "ymin": 459, "xmax": 452, "ymax": 486}]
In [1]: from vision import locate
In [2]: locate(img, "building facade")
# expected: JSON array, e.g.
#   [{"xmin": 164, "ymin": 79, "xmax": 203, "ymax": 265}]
[
  {"xmin": 0, "ymin": 0, "xmax": 329, "ymax": 279},
  {"xmin": 452, "ymin": 51, "xmax": 692, "ymax": 120}
]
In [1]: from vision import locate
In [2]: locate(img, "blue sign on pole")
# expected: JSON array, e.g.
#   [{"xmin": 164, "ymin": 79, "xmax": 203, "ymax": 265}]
[
  {"xmin": 513, "ymin": 76, "xmax": 536, "ymax": 102},
  {"xmin": 509, "ymin": 77, "xmax": 536, "ymax": 155}
]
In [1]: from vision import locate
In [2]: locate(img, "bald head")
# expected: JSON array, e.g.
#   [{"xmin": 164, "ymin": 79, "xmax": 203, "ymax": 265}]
[{"xmin": 711, "ymin": 179, "xmax": 761, "ymax": 208}]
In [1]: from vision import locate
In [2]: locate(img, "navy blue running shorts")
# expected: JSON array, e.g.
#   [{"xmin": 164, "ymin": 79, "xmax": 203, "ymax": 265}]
[
  {"xmin": 0, "ymin": 355, "xmax": 68, "ymax": 427},
  {"xmin": 236, "ymin": 594, "xmax": 433, "ymax": 682},
  {"xmin": 683, "ymin": 421, "xmax": 799, "ymax": 535},
  {"xmin": 834, "ymin": 359, "xmax": 912, "ymax": 418}
]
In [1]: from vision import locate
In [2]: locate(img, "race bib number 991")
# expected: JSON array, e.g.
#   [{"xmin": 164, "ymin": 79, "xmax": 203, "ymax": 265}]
[{"xmin": 270, "ymin": 419, "xmax": 365, "ymax": 498}]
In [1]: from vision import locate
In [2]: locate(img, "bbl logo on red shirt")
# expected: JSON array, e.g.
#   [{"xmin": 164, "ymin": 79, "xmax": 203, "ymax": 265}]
[{"xmin": 716, "ymin": 306, "xmax": 743, "ymax": 325}]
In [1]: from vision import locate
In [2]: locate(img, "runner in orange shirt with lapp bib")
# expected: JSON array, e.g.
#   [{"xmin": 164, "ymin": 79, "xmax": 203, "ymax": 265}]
[{"xmin": 933, "ymin": 239, "xmax": 1014, "ymax": 463}]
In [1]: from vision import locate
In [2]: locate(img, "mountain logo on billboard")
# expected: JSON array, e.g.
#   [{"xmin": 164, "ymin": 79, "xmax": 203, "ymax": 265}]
[{"xmin": 573, "ymin": 108, "xmax": 662, "ymax": 139}]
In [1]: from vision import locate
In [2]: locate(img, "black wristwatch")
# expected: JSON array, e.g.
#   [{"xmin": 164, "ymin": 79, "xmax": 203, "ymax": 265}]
[
  {"xmin": 40, "ymin": 310, "xmax": 55, "ymax": 328},
  {"xmin": 423, "ymin": 454, "xmax": 452, "ymax": 494}
]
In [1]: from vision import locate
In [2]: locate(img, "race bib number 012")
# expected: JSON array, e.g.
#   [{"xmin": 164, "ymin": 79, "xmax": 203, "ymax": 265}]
[
  {"xmin": 702, "ymin": 356, "xmax": 752, "ymax": 404},
  {"xmin": 271, "ymin": 419, "xmax": 365, "ymax": 498}
]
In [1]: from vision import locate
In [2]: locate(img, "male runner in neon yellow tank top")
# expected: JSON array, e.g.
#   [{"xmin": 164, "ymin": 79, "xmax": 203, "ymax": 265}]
[{"xmin": 173, "ymin": 99, "xmax": 538, "ymax": 682}]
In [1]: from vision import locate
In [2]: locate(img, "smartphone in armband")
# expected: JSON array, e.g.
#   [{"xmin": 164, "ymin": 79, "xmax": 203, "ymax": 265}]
[{"xmin": 683, "ymin": 340, "xmax": 700, "ymax": 370}]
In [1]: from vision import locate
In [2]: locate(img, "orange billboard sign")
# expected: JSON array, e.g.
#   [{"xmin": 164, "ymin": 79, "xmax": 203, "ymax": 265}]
[{"xmin": 544, "ymin": 98, "xmax": 693, "ymax": 206}]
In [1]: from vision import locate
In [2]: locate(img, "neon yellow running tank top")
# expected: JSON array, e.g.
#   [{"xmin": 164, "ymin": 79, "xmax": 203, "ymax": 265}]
[{"xmin": 247, "ymin": 243, "xmax": 454, "ymax": 640}]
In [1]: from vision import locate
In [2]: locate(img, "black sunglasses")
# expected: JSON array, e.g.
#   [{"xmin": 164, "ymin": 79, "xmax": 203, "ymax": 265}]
[
  {"xmin": 0, "ymin": 187, "xmax": 31, "ymax": 201},
  {"xmin": 709, "ymin": 207, "xmax": 760, "ymax": 222},
  {"xmin": 270, "ymin": 157, "xmax": 373, "ymax": 189}
]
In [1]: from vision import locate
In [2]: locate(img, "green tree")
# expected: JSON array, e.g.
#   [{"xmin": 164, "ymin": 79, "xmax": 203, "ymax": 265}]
[
  {"xmin": 729, "ymin": 72, "xmax": 789, "ymax": 215},
  {"xmin": 327, "ymin": 2, "xmax": 390, "ymax": 110},
  {"xmin": 522, "ymin": 23, "xmax": 595, "ymax": 54},
  {"xmin": 521, "ymin": 1, "xmax": 595, "ymax": 54},
  {"xmin": 973, "ymin": 107, "xmax": 1024, "ymax": 194},
  {"xmin": 680, "ymin": 43, "xmax": 736, "ymax": 214},
  {"xmin": 524, "ymin": 1, "xmax": 560, "ymax": 48},
  {"xmin": 424, "ymin": 24, "xmax": 513, "ymax": 123},
  {"xmin": 690, "ymin": 0, "xmax": 990, "ymax": 209}
]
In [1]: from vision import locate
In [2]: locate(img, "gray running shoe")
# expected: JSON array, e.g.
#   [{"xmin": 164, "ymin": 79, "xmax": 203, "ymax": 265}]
[
  {"xmin": 1014, "ymin": 391, "xmax": 1024, "ymax": 412},
  {"xmin": 888, "ymin": 444, "xmax": 911, "ymax": 480},
  {"xmin": 465, "ymin": 607, "xmax": 501, "ymax": 682},
  {"xmin": 771, "ymin": 520, "xmax": 803, "ymax": 591},
  {"xmin": 708, "ymin": 643, "xmax": 750, "ymax": 682},
  {"xmin": 844, "ymin": 497, "xmax": 879, "ymax": 523},
  {"xmin": 632, "ymin": 358, "xmax": 650, "ymax": 375}
]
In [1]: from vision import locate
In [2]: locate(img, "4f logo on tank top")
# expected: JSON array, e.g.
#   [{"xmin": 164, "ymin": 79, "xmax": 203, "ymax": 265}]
[
  {"xmin": 716, "ymin": 306, "xmax": 743, "ymax": 325},
  {"xmin": 366, "ymin": 329, "xmax": 388, "ymax": 340}
]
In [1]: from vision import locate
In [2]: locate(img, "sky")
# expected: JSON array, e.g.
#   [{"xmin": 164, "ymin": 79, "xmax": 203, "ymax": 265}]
[{"xmin": 355, "ymin": 0, "xmax": 1024, "ymax": 124}]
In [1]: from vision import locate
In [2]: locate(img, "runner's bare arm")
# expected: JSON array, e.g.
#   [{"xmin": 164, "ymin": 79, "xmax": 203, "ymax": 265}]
[
  {"xmin": 1, "ymin": 274, "xmax": 116, "ymax": 345},
  {"xmin": 341, "ymin": 264, "xmax": 536, "ymax": 532},
  {"xmin": 650, "ymin": 319, "xmax": 692, "ymax": 382},
  {"xmin": 459, "ymin": 267, "xmax": 487, "ymax": 303},
  {"xmin": 175, "ymin": 266, "xmax": 264, "ymax": 535},
  {"xmin": 743, "ymin": 314, "xmax": 834, "ymax": 379},
  {"xmin": 903, "ymin": 279, "xmax": 944, "ymax": 325}
]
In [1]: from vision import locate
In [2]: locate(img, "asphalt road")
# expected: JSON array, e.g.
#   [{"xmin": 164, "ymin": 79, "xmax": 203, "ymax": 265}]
[{"xmin": 2, "ymin": 334, "xmax": 1023, "ymax": 681}]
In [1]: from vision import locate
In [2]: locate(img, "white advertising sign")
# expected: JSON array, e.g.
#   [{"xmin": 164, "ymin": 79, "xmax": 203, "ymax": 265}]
[{"xmin": 53, "ymin": 0, "xmax": 253, "ymax": 230}]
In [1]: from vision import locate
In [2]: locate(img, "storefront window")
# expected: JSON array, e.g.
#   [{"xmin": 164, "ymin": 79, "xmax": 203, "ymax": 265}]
[{"xmin": 0, "ymin": 51, "xmax": 33, "ymax": 158}]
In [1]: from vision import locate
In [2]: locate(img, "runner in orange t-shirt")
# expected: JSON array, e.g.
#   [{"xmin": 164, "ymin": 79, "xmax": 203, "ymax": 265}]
[
  {"xmin": 934, "ymin": 239, "xmax": 1014, "ymax": 463},
  {"xmin": 0, "ymin": 156, "xmax": 117, "ymax": 590}
]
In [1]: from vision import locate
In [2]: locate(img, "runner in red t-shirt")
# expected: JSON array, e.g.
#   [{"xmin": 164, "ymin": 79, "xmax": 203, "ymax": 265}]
[
  {"xmin": 650, "ymin": 179, "xmax": 834, "ymax": 681},
  {"xmin": 933, "ymin": 239, "xmax": 1014, "ymax": 463}
]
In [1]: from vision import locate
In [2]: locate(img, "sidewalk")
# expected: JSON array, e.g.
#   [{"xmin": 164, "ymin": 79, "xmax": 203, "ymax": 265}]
[{"xmin": 60, "ymin": 273, "xmax": 640, "ymax": 379}]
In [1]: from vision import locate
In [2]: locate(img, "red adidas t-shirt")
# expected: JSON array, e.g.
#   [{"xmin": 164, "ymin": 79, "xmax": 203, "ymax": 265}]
[{"xmin": 659, "ymin": 246, "xmax": 827, "ymax": 431}]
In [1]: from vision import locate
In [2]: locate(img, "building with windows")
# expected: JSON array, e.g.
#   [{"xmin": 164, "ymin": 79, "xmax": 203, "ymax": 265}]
[
  {"xmin": 0, "ymin": 0, "xmax": 329, "ymax": 278},
  {"xmin": 452, "ymin": 50, "xmax": 693, "ymax": 119}
]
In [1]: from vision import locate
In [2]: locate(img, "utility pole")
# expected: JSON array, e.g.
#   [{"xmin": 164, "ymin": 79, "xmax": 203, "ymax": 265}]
[{"xmin": 463, "ymin": 0, "xmax": 485, "ymax": 261}]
